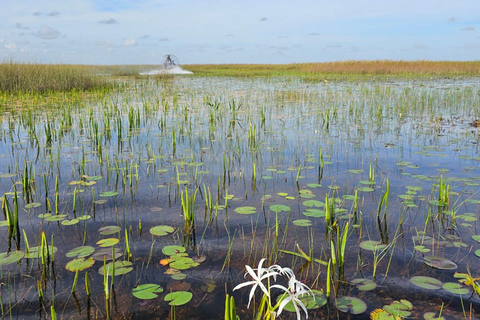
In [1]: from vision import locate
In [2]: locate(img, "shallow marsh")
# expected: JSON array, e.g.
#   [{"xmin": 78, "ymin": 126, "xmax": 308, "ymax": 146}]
[{"xmin": 1, "ymin": 75, "xmax": 480, "ymax": 319}]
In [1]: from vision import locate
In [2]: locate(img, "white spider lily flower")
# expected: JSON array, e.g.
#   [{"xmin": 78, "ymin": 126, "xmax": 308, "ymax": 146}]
[
  {"xmin": 233, "ymin": 258, "xmax": 279, "ymax": 308},
  {"xmin": 271, "ymin": 275, "xmax": 312, "ymax": 320}
]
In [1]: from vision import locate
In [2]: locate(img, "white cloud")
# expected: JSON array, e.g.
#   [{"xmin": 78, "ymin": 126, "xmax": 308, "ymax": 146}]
[
  {"xmin": 35, "ymin": 25, "xmax": 60, "ymax": 39},
  {"xmin": 123, "ymin": 38, "xmax": 137, "ymax": 46},
  {"xmin": 5, "ymin": 41, "xmax": 17, "ymax": 50},
  {"xmin": 99, "ymin": 18, "xmax": 118, "ymax": 24},
  {"xmin": 98, "ymin": 39, "xmax": 115, "ymax": 51}
]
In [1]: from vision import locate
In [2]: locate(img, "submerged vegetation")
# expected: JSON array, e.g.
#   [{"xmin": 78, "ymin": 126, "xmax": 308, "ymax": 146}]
[{"xmin": 0, "ymin": 63, "xmax": 480, "ymax": 319}]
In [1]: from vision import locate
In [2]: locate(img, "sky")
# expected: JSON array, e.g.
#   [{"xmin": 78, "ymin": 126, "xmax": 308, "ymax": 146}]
[{"xmin": 1, "ymin": 0, "xmax": 479, "ymax": 65}]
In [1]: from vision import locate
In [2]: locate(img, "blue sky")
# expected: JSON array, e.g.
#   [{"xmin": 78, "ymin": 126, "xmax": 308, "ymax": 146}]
[{"xmin": 1, "ymin": 0, "xmax": 479, "ymax": 65}]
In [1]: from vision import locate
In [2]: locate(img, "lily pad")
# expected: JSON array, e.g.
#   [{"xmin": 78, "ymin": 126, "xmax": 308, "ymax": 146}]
[
  {"xmin": 351, "ymin": 278, "xmax": 376, "ymax": 291},
  {"xmin": 423, "ymin": 256, "xmax": 457, "ymax": 270},
  {"xmin": 234, "ymin": 206, "xmax": 257, "ymax": 215},
  {"xmin": 24, "ymin": 246, "xmax": 58, "ymax": 259},
  {"xmin": 65, "ymin": 257, "xmax": 95, "ymax": 272},
  {"xmin": 475, "ymin": 249, "xmax": 480, "ymax": 258},
  {"xmin": 168, "ymin": 254, "xmax": 199, "ymax": 270},
  {"xmin": 99, "ymin": 191, "xmax": 119, "ymax": 197},
  {"xmin": 0, "ymin": 251, "xmax": 25, "ymax": 266},
  {"xmin": 269, "ymin": 204, "xmax": 291, "ymax": 212},
  {"xmin": 442, "ymin": 282, "xmax": 470, "ymax": 295},
  {"xmin": 92, "ymin": 248, "xmax": 122, "ymax": 261},
  {"xmin": 410, "ymin": 276, "xmax": 442, "ymax": 290},
  {"xmin": 164, "ymin": 291, "xmax": 193, "ymax": 306},
  {"xmin": 359, "ymin": 240, "xmax": 387, "ymax": 252},
  {"xmin": 96, "ymin": 238, "xmax": 120, "ymax": 247},
  {"xmin": 98, "ymin": 260, "xmax": 133, "ymax": 276},
  {"xmin": 62, "ymin": 219, "xmax": 79, "ymax": 226},
  {"xmin": 66, "ymin": 246, "xmax": 95, "ymax": 258},
  {"xmin": 162, "ymin": 245, "xmax": 186, "ymax": 256},
  {"xmin": 302, "ymin": 200, "xmax": 324, "ymax": 208},
  {"xmin": 336, "ymin": 296, "xmax": 367, "ymax": 315},
  {"xmin": 303, "ymin": 208, "xmax": 325, "ymax": 218},
  {"xmin": 24, "ymin": 202, "xmax": 41, "ymax": 209},
  {"xmin": 98, "ymin": 226, "xmax": 121, "ymax": 235},
  {"xmin": 383, "ymin": 300, "xmax": 412, "ymax": 318},
  {"xmin": 132, "ymin": 284, "xmax": 164, "ymax": 300},
  {"xmin": 472, "ymin": 235, "xmax": 480, "ymax": 243},
  {"xmin": 424, "ymin": 312, "xmax": 446, "ymax": 320},
  {"xmin": 277, "ymin": 289, "xmax": 327, "ymax": 312},
  {"xmin": 293, "ymin": 219, "xmax": 312, "ymax": 227},
  {"xmin": 150, "ymin": 225, "xmax": 175, "ymax": 236},
  {"xmin": 45, "ymin": 214, "xmax": 67, "ymax": 222}
]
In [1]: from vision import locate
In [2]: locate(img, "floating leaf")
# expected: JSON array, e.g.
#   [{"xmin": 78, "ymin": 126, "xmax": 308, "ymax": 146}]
[
  {"xmin": 99, "ymin": 191, "xmax": 119, "ymax": 197},
  {"xmin": 24, "ymin": 246, "xmax": 57, "ymax": 259},
  {"xmin": 171, "ymin": 273, "xmax": 187, "ymax": 280},
  {"xmin": 24, "ymin": 202, "xmax": 41, "ymax": 209},
  {"xmin": 269, "ymin": 204, "xmax": 290, "ymax": 212},
  {"xmin": 383, "ymin": 300, "xmax": 413, "ymax": 318},
  {"xmin": 98, "ymin": 226, "xmax": 121, "ymax": 235},
  {"xmin": 475, "ymin": 249, "xmax": 480, "ymax": 258},
  {"xmin": 132, "ymin": 284, "xmax": 163, "ymax": 300},
  {"xmin": 307, "ymin": 183, "xmax": 322, "ymax": 188},
  {"xmin": 302, "ymin": 200, "xmax": 324, "ymax": 208},
  {"xmin": 336, "ymin": 296, "xmax": 367, "ymax": 315},
  {"xmin": 66, "ymin": 246, "xmax": 95, "ymax": 258},
  {"xmin": 423, "ymin": 312, "xmax": 446, "ymax": 320},
  {"xmin": 0, "ymin": 251, "xmax": 24, "ymax": 266},
  {"xmin": 423, "ymin": 256, "xmax": 457, "ymax": 270},
  {"xmin": 293, "ymin": 219, "xmax": 312, "ymax": 227},
  {"xmin": 162, "ymin": 245, "xmax": 186, "ymax": 256},
  {"xmin": 370, "ymin": 309, "xmax": 397, "ymax": 320},
  {"xmin": 303, "ymin": 208, "xmax": 325, "ymax": 218},
  {"xmin": 96, "ymin": 238, "xmax": 119, "ymax": 247},
  {"xmin": 472, "ymin": 235, "xmax": 480, "ymax": 243},
  {"xmin": 442, "ymin": 282, "xmax": 469, "ymax": 295},
  {"xmin": 357, "ymin": 187, "xmax": 374, "ymax": 192},
  {"xmin": 410, "ymin": 276, "xmax": 442, "ymax": 290},
  {"xmin": 359, "ymin": 240, "xmax": 387, "ymax": 252},
  {"xmin": 45, "ymin": 214, "xmax": 67, "ymax": 222},
  {"xmin": 351, "ymin": 278, "xmax": 376, "ymax": 291},
  {"xmin": 164, "ymin": 291, "xmax": 193, "ymax": 306},
  {"xmin": 61, "ymin": 219, "xmax": 79, "ymax": 226},
  {"xmin": 150, "ymin": 225, "xmax": 175, "ymax": 236},
  {"xmin": 277, "ymin": 289, "xmax": 326, "ymax": 312},
  {"xmin": 234, "ymin": 206, "xmax": 257, "ymax": 215},
  {"xmin": 92, "ymin": 248, "xmax": 122, "ymax": 261},
  {"xmin": 77, "ymin": 215, "xmax": 91, "ymax": 220},
  {"xmin": 65, "ymin": 257, "xmax": 95, "ymax": 272},
  {"xmin": 98, "ymin": 260, "xmax": 133, "ymax": 276}
]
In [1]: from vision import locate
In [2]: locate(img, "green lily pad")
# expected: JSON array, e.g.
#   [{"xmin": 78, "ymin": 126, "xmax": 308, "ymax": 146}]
[
  {"xmin": 96, "ymin": 238, "xmax": 119, "ymax": 247},
  {"xmin": 423, "ymin": 312, "xmax": 446, "ymax": 320},
  {"xmin": 66, "ymin": 246, "xmax": 95, "ymax": 258},
  {"xmin": 45, "ymin": 214, "xmax": 67, "ymax": 222},
  {"xmin": 150, "ymin": 225, "xmax": 175, "ymax": 236},
  {"xmin": 410, "ymin": 276, "xmax": 442, "ymax": 290},
  {"xmin": 475, "ymin": 249, "xmax": 480, "ymax": 258},
  {"xmin": 351, "ymin": 278, "xmax": 377, "ymax": 291},
  {"xmin": 359, "ymin": 240, "xmax": 387, "ymax": 252},
  {"xmin": 98, "ymin": 226, "xmax": 121, "ymax": 235},
  {"xmin": 277, "ymin": 289, "xmax": 326, "ymax": 312},
  {"xmin": 99, "ymin": 191, "xmax": 119, "ymax": 197},
  {"xmin": 269, "ymin": 204, "xmax": 291, "ymax": 212},
  {"xmin": 292, "ymin": 219, "xmax": 312, "ymax": 227},
  {"xmin": 24, "ymin": 246, "xmax": 58, "ymax": 259},
  {"xmin": 169, "ymin": 254, "xmax": 199, "ymax": 270},
  {"xmin": 164, "ymin": 291, "xmax": 193, "ymax": 306},
  {"xmin": 132, "ymin": 284, "xmax": 164, "ymax": 299},
  {"xmin": 302, "ymin": 200, "xmax": 324, "ymax": 208},
  {"xmin": 162, "ymin": 245, "xmax": 186, "ymax": 256},
  {"xmin": 171, "ymin": 273, "xmax": 187, "ymax": 280},
  {"xmin": 98, "ymin": 260, "xmax": 133, "ymax": 276},
  {"xmin": 77, "ymin": 215, "xmax": 91, "ymax": 220},
  {"xmin": 357, "ymin": 187, "xmax": 374, "ymax": 192},
  {"xmin": 336, "ymin": 296, "xmax": 367, "ymax": 315},
  {"xmin": 442, "ymin": 282, "xmax": 470, "ymax": 295},
  {"xmin": 303, "ymin": 208, "xmax": 325, "ymax": 218},
  {"xmin": 61, "ymin": 219, "xmax": 79, "ymax": 226},
  {"xmin": 383, "ymin": 300, "xmax": 412, "ymax": 318},
  {"xmin": 65, "ymin": 257, "xmax": 95, "ymax": 272},
  {"xmin": 92, "ymin": 248, "xmax": 122, "ymax": 261},
  {"xmin": 0, "ymin": 251, "xmax": 25, "ymax": 266},
  {"xmin": 24, "ymin": 202, "xmax": 41, "ymax": 209},
  {"xmin": 307, "ymin": 183, "xmax": 322, "ymax": 188},
  {"xmin": 234, "ymin": 206, "xmax": 257, "ymax": 215},
  {"xmin": 423, "ymin": 256, "xmax": 457, "ymax": 270},
  {"xmin": 472, "ymin": 235, "xmax": 480, "ymax": 243}
]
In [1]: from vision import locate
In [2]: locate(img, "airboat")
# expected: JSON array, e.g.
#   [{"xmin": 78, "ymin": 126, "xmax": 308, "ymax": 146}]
[{"xmin": 163, "ymin": 54, "xmax": 180, "ymax": 70}]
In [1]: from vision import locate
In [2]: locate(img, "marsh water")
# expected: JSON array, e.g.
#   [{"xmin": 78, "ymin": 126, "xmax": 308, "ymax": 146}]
[{"xmin": 1, "ymin": 76, "xmax": 480, "ymax": 319}]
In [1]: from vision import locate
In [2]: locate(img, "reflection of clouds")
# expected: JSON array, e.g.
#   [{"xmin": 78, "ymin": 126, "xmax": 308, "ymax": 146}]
[
  {"xmin": 35, "ymin": 25, "xmax": 60, "ymax": 39},
  {"xmin": 98, "ymin": 39, "xmax": 115, "ymax": 51},
  {"xmin": 123, "ymin": 38, "xmax": 137, "ymax": 46},
  {"xmin": 5, "ymin": 41, "xmax": 17, "ymax": 50},
  {"xmin": 461, "ymin": 26, "xmax": 475, "ymax": 31}
]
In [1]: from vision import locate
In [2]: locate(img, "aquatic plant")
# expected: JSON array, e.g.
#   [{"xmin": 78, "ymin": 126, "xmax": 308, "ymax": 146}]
[{"xmin": 233, "ymin": 258, "xmax": 313, "ymax": 320}]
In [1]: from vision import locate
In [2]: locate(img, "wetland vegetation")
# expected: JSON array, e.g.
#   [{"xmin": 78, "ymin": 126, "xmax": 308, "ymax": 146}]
[{"xmin": 1, "ymin": 61, "xmax": 480, "ymax": 319}]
